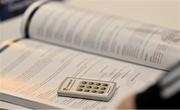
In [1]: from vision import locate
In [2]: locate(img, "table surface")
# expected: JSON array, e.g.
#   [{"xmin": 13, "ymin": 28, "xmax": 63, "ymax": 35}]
[{"xmin": 0, "ymin": 0, "xmax": 179, "ymax": 109}]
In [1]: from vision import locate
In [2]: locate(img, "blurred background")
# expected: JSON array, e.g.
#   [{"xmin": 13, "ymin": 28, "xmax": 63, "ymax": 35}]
[
  {"xmin": 0, "ymin": 0, "xmax": 179, "ymax": 29},
  {"xmin": 0, "ymin": 0, "xmax": 180, "ymax": 109},
  {"xmin": 0, "ymin": 0, "xmax": 180, "ymax": 44},
  {"xmin": 0, "ymin": 0, "xmax": 36, "ymax": 21}
]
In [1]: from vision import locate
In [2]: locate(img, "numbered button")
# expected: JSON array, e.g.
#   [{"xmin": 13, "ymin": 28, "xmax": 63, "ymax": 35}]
[
  {"xmin": 98, "ymin": 91, "xmax": 105, "ymax": 94},
  {"xmin": 81, "ymin": 81, "xmax": 87, "ymax": 84},
  {"xmin": 89, "ymin": 82, "xmax": 94, "ymax": 85},
  {"xmin": 91, "ymin": 90, "xmax": 97, "ymax": 93},
  {"xmin": 96, "ymin": 83, "xmax": 101, "ymax": 86},
  {"xmin": 101, "ymin": 87, "xmax": 107, "ymax": 90},
  {"xmin": 84, "ymin": 89, "xmax": 90, "ymax": 92},
  {"xmin": 102, "ymin": 84, "xmax": 108, "ymax": 86},
  {"xmin": 79, "ymin": 85, "xmax": 85, "ymax": 88},
  {"xmin": 77, "ymin": 88, "xmax": 83, "ymax": 92},
  {"xmin": 93, "ymin": 86, "xmax": 99, "ymax": 89},
  {"xmin": 86, "ymin": 86, "xmax": 92, "ymax": 89}
]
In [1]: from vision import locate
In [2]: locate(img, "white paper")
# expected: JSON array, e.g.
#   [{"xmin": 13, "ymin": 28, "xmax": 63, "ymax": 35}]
[
  {"xmin": 27, "ymin": 1, "xmax": 180, "ymax": 70},
  {"xmin": 0, "ymin": 40, "xmax": 163, "ymax": 109},
  {"xmin": 0, "ymin": 101, "xmax": 32, "ymax": 110}
]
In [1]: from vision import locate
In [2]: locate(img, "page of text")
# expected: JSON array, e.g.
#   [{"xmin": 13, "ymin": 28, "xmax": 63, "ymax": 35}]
[
  {"xmin": 27, "ymin": 1, "xmax": 180, "ymax": 70},
  {"xmin": 1, "ymin": 39, "xmax": 163, "ymax": 109}
]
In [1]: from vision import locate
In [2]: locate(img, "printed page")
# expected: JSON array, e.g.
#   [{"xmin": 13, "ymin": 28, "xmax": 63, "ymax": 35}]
[
  {"xmin": 0, "ymin": 39, "xmax": 163, "ymax": 109},
  {"xmin": 26, "ymin": 1, "xmax": 180, "ymax": 70}
]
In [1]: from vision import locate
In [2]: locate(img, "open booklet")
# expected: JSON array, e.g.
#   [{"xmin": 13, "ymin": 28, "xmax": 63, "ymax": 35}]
[{"xmin": 0, "ymin": 0, "xmax": 180, "ymax": 109}]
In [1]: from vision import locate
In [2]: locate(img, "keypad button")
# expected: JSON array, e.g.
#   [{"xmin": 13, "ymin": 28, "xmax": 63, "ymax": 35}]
[
  {"xmin": 77, "ymin": 89, "xmax": 83, "ymax": 92},
  {"xmin": 79, "ymin": 85, "xmax": 85, "ymax": 88},
  {"xmin": 86, "ymin": 86, "xmax": 92, "ymax": 88},
  {"xmin": 98, "ymin": 91, "xmax": 104, "ymax": 94},
  {"xmin": 91, "ymin": 90, "xmax": 97, "ymax": 93},
  {"xmin": 96, "ymin": 83, "xmax": 101, "ymax": 86},
  {"xmin": 89, "ymin": 82, "xmax": 94, "ymax": 85},
  {"xmin": 102, "ymin": 84, "xmax": 108, "ymax": 86},
  {"xmin": 81, "ymin": 81, "xmax": 87, "ymax": 84},
  {"xmin": 93, "ymin": 86, "xmax": 99, "ymax": 89},
  {"xmin": 84, "ymin": 89, "xmax": 90, "ymax": 92},
  {"xmin": 101, "ymin": 87, "xmax": 107, "ymax": 90}
]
